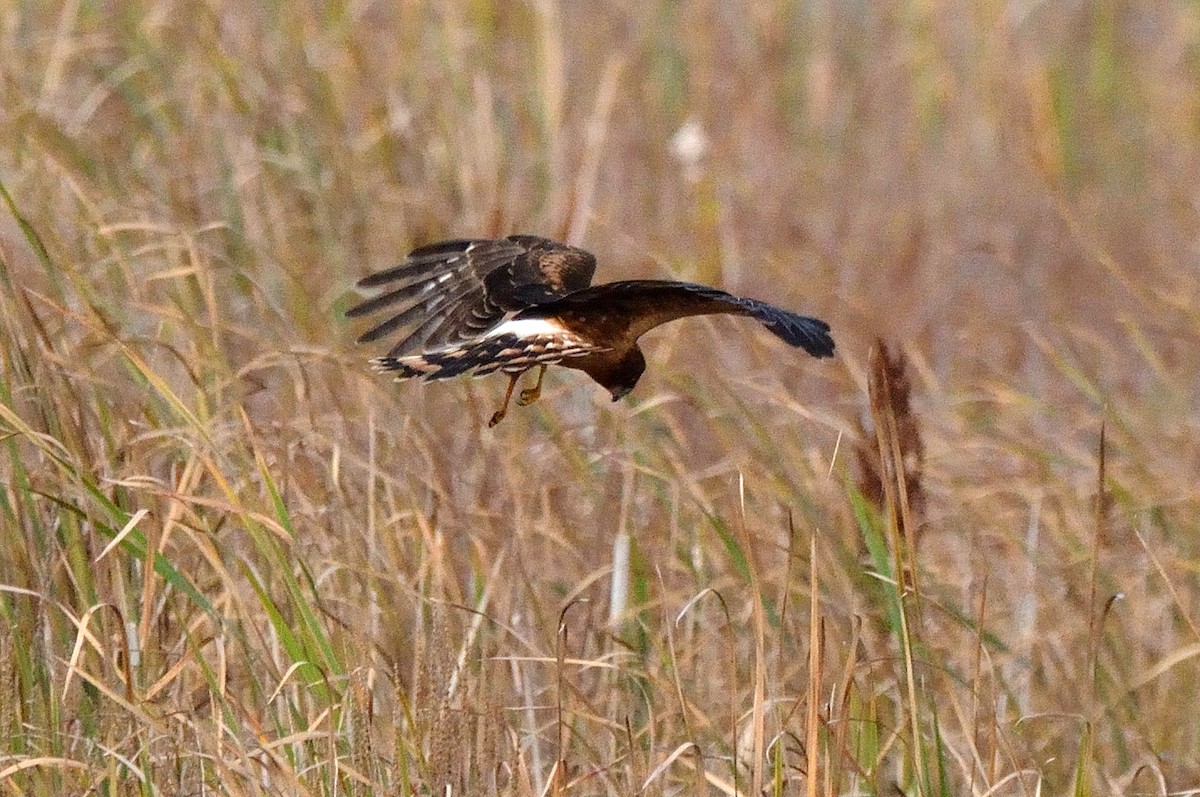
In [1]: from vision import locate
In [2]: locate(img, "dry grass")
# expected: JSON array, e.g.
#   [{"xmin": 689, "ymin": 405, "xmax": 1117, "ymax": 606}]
[{"xmin": 1, "ymin": 1, "xmax": 1198, "ymax": 795}]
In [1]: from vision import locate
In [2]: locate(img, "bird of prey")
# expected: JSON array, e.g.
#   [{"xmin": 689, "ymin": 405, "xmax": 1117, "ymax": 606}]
[{"xmin": 348, "ymin": 235, "xmax": 834, "ymax": 426}]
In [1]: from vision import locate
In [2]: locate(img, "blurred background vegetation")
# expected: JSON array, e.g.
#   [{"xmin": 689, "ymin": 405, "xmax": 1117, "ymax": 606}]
[{"xmin": 1, "ymin": 1, "xmax": 1198, "ymax": 794}]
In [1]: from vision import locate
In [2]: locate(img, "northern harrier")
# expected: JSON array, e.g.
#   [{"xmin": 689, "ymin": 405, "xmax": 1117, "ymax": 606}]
[{"xmin": 348, "ymin": 235, "xmax": 834, "ymax": 426}]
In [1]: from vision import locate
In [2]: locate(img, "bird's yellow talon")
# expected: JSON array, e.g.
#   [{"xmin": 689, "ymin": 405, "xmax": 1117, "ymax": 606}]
[
  {"xmin": 488, "ymin": 372, "xmax": 520, "ymax": 428},
  {"xmin": 517, "ymin": 365, "xmax": 547, "ymax": 407},
  {"xmin": 517, "ymin": 387, "xmax": 540, "ymax": 406}
]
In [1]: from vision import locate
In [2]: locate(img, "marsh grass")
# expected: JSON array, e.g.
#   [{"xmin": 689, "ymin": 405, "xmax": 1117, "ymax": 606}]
[{"xmin": 1, "ymin": 1, "xmax": 1198, "ymax": 795}]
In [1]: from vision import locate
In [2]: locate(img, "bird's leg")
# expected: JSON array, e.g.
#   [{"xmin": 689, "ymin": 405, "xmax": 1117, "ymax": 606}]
[
  {"xmin": 517, "ymin": 365, "xmax": 547, "ymax": 407},
  {"xmin": 489, "ymin": 372, "xmax": 521, "ymax": 427}
]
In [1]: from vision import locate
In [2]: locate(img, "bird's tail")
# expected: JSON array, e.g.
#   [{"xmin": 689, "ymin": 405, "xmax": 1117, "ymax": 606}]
[{"xmin": 371, "ymin": 332, "xmax": 605, "ymax": 381}]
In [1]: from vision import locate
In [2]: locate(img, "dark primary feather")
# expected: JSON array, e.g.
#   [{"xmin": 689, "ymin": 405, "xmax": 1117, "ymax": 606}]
[
  {"xmin": 347, "ymin": 235, "xmax": 597, "ymax": 356},
  {"xmin": 520, "ymin": 280, "xmax": 836, "ymax": 358},
  {"xmin": 352, "ymin": 239, "xmax": 477, "ymax": 288}
]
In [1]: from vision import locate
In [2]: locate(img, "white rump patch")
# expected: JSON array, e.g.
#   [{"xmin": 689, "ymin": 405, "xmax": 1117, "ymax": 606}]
[{"xmin": 485, "ymin": 318, "xmax": 568, "ymax": 339}]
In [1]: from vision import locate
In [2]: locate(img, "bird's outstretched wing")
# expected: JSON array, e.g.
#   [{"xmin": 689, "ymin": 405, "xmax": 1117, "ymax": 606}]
[
  {"xmin": 347, "ymin": 235, "xmax": 597, "ymax": 356},
  {"xmin": 524, "ymin": 280, "xmax": 836, "ymax": 358}
]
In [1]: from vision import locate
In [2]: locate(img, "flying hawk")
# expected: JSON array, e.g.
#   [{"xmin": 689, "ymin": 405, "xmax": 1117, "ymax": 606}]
[{"xmin": 348, "ymin": 235, "xmax": 834, "ymax": 426}]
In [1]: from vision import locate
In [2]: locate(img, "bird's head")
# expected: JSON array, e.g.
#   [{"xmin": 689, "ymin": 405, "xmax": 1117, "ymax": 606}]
[
  {"xmin": 599, "ymin": 348, "xmax": 646, "ymax": 402},
  {"xmin": 609, "ymin": 384, "xmax": 635, "ymax": 401}
]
